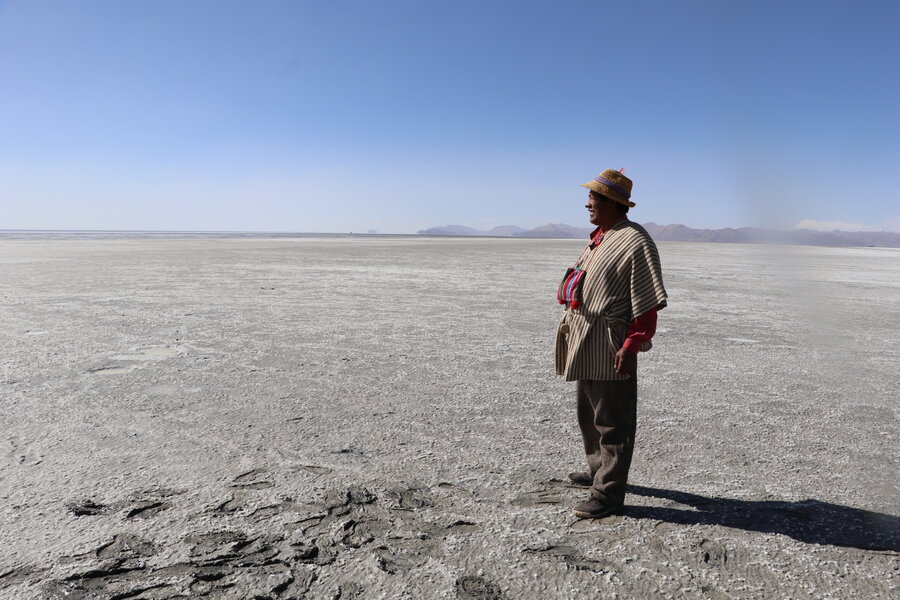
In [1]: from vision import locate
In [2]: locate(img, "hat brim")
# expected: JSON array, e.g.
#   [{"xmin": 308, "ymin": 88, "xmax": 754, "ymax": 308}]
[{"xmin": 581, "ymin": 182, "xmax": 636, "ymax": 207}]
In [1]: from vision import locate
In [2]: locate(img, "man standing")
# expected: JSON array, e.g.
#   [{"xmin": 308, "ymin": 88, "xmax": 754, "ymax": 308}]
[{"xmin": 555, "ymin": 168, "xmax": 667, "ymax": 519}]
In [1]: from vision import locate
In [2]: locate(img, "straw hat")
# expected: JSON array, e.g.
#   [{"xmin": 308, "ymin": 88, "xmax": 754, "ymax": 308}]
[{"xmin": 581, "ymin": 168, "xmax": 635, "ymax": 207}]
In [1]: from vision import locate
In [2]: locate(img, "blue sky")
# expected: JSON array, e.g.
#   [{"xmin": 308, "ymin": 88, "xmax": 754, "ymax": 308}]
[{"xmin": 1, "ymin": 0, "xmax": 897, "ymax": 233}]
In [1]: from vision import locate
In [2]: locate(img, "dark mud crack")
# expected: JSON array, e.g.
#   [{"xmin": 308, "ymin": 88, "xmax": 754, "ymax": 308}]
[
  {"xmin": 32, "ymin": 480, "xmax": 458, "ymax": 599},
  {"xmin": 523, "ymin": 542, "xmax": 616, "ymax": 573},
  {"xmin": 66, "ymin": 499, "xmax": 108, "ymax": 516}
]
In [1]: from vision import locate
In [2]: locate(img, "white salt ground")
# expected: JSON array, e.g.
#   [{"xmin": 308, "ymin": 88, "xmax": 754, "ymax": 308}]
[{"xmin": 0, "ymin": 236, "xmax": 897, "ymax": 599}]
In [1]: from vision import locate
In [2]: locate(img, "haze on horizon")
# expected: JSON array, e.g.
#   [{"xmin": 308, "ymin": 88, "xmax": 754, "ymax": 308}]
[{"xmin": 1, "ymin": 0, "xmax": 897, "ymax": 234}]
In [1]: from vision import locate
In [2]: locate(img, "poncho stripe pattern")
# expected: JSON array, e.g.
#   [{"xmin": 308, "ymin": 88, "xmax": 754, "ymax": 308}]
[{"xmin": 555, "ymin": 220, "xmax": 667, "ymax": 381}]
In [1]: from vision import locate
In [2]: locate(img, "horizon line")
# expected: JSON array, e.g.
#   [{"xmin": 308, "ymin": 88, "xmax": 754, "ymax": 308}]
[{"xmin": 4, "ymin": 223, "xmax": 900, "ymax": 235}]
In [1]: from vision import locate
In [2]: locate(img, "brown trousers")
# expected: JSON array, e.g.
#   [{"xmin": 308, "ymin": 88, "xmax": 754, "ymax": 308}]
[{"xmin": 576, "ymin": 377, "xmax": 638, "ymax": 506}]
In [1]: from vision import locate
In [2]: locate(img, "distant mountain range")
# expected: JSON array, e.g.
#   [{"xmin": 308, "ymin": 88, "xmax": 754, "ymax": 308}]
[{"xmin": 417, "ymin": 223, "xmax": 900, "ymax": 248}]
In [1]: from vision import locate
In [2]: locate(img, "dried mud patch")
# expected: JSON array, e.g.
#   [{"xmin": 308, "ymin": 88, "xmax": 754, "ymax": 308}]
[
  {"xmin": 455, "ymin": 575, "xmax": 505, "ymax": 600},
  {"xmin": 25, "ymin": 476, "xmax": 476, "ymax": 599}
]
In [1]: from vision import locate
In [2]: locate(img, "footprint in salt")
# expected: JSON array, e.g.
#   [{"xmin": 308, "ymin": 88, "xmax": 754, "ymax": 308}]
[
  {"xmin": 9, "ymin": 437, "xmax": 44, "ymax": 466},
  {"xmin": 87, "ymin": 365, "xmax": 136, "ymax": 376},
  {"xmin": 724, "ymin": 337, "xmax": 760, "ymax": 344},
  {"xmin": 88, "ymin": 346, "xmax": 184, "ymax": 376},
  {"xmin": 110, "ymin": 346, "xmax": 180, "ymax": 361}
]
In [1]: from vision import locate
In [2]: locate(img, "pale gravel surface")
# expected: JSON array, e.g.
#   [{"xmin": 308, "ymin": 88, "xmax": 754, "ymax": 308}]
[{"xmin": 0, "ymin": 236, "xmax": 897, "ymax": 599}]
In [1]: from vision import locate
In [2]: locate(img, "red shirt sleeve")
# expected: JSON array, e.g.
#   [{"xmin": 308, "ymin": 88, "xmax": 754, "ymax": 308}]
[{"xmin": 622, "ymin": 308, "xmax": 658, "ymax": 354}]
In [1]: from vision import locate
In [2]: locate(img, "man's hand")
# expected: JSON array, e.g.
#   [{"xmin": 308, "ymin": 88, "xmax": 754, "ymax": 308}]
[{"xmin": 614, "ymin": 348, "xmax": 637, "ymax": 374}]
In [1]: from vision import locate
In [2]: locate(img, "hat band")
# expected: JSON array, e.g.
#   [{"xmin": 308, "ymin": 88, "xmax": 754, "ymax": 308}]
[{"xmin": 593, "ymin": 176, "xmax": 631, "ymax": 200}]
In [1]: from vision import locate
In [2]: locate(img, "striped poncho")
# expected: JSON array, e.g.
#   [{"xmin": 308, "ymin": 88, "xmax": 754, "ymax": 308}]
[{"xmin": 555, "ymin": 219, "xmax": 668, "ymax": 381}]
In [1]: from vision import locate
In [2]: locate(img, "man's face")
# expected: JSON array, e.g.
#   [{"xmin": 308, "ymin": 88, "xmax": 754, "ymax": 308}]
[{"xmin": 585, "ymin": 191, "xmax": 614, "ymax": 226}]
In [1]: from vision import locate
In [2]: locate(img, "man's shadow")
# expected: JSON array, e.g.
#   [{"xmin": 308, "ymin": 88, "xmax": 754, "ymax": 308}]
[{"xmin": 625, "ymin": 485, "xmax": 899, "ymax": 552}]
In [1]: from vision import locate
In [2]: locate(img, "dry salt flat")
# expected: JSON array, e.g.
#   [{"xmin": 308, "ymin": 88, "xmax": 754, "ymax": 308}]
[{"xmin": 0, "ymin": 234, "xmax": 897, "ymax": 600}]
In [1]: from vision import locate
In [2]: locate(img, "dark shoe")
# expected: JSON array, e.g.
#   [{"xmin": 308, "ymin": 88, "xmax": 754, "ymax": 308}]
[
  {"xmin": 567, "ymin": 472, "xmax": 593, "ymax": 486},
  {"xmin": 572, "ymin": 498, "xmax": 623, "ymax": 519}
]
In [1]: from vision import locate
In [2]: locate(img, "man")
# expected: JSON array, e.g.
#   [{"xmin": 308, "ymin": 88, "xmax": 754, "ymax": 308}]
[{"xmin": 555, "ymin": 168, "xmax": 667, "ymax": 519}]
